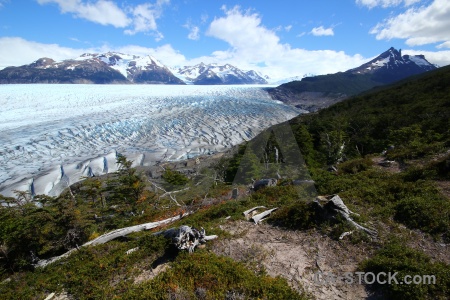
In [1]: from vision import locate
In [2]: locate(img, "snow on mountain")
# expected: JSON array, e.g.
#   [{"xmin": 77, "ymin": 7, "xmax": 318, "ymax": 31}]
[
  {"xmin": 174, "ymin": 63, "xmax": 268, "ymax": 85},
  {"xmin": 350, "ymin": 47, "xmax": 436, "ymax": 76},
  {"xmin": 0, "ymin": 52, "xmax": 185, "ymax": 84},
  {"xmin": 75, "ymin": 52, "xmax": 184, "ymax": 84}
]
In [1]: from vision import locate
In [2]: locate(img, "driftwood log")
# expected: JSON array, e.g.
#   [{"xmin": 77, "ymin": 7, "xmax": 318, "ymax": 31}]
[{"xmin": 36, "ymin": 213, "xmax": 189, "ymax": 268}]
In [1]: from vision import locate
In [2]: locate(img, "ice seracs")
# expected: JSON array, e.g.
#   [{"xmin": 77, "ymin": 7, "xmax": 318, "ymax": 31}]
[{"xmin": 0, "ymin": 84, "xmax": 303, "ymax": 198}]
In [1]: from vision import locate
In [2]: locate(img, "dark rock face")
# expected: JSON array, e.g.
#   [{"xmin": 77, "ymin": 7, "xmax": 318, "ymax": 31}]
[
  {"xmin": 0, "ymin": 53, "xmax": 185, "ymax": 84},
  {"xmin": 0, "ymin": 60, "xmax": 128, "ymax": 84},
  {"xmin": 268, "ymin": 47, "xmax": 437, "ymax": 111}
]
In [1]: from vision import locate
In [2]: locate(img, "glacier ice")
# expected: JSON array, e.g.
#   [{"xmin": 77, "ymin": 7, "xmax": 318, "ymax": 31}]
[{"xmin": 0, "ymin": 84, "xmax": 303, "ymax": 197}]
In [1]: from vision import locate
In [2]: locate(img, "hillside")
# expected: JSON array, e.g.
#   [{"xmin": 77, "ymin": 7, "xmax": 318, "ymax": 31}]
[
  {"xmin": 0, "ymin": 65, "xmax": 449, "ymax": 299},
  {"xmin": 268, "ymin": 47, "xmax": 437, "ymax": 111}
]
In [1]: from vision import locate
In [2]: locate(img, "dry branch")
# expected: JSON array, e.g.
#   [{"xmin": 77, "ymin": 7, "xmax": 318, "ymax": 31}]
[
  {"xmin": 36, "ymin": 213, "xmax": 189, "ymax": 268},
  {"xmin": 251, "ymin": 208, "xmax": 278, "ymax": 224}
]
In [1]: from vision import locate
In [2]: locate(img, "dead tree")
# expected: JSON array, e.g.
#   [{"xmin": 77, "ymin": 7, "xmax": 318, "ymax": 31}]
[
  {"xmin": 36, "ymin": 213, "xmax": 189, "ymax": 268},
  {"xmin": 314, "ymin": 195, "xmax": 377, "ymax": 238},
  {"xmin": 156, "ymin": 226, "xmax": 218, "ymax": 253}
]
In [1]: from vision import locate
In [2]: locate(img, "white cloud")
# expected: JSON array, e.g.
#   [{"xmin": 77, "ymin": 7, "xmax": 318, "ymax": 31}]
[
  {"xmin": 204, "ymin": 6, "xmax": 365, "ymax": 79},
  {"xmin": 356, "ymin": 0, "xmax": 421, "ymax": 9},
  {"xmin": 37, "ymin": 0, "xmax": 169, "ymax": 38},
  {"xmin": 285, "ymin": 25, "xmax": 292, "ymax": 32},
  {"xmin": 0, "ymin": 37, "xmax": 187, "ymax": 70},
  {"xmin": 437, "ymin": 41, "xmax": 450, "ymax": 49},
  {"xmin": 37, "ymin": 0, "xmax": 131, "ymax": 27},
  {"xmin": 0, "ymin": 37, "xmax": 87, "ymax": 68},
  {"xmin": 123, "ymin": 1, "xmax": 169, "ymax": 39},
  {"xmin": 310, "ymin": 26, "xmax": 334, "ymax": 36},
  {"xmin": 183, "ymin": 21, "xmax": 200, "ymax": 41},
  {"xmin": 370, "ymin": 0, "xmax": 450, "ymax": 47},
  {"xmin": 187, "ymin": 26, "xmax": 200, "ymax": 40}
]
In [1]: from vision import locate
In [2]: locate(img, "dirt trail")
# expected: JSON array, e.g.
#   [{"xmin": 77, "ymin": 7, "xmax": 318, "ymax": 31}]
[{"xmin": 212, "ymin": 220, "xmax": 375, "ymax": 300}]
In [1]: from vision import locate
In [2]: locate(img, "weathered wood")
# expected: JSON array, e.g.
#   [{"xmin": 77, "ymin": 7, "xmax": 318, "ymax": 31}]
[
  {"xmin": 155, "ymin": 226, "xmax": 218, "ymax": 253},
  {"xmin": 339, "ymin": 231, "xmax": 353, "ymax": 240},
  {"xmin": 36, "ymin": 213, "xmax": 189, "ymax": 268},
  {"xmin": 315, "ymin": 195, "xmax": 377, "ymax": 238},
  {"xmin": 251, "ymin": 208, "xmax": 278, "ymax": 224},
  {"xmin": 243, "ymin": 206, "xmax": 266, "ymax": 219}
]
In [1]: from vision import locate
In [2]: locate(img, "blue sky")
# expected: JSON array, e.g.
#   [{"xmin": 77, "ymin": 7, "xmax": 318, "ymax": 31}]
[{"xmin": 1, "ymin": 0, "xmax": 449, "ymax": 79}]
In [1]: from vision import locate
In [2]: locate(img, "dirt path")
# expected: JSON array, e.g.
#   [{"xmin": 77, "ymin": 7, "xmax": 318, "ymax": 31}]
[{"xmin": 211, "ymin": 220, "xmax": 375, "ymax": 300}]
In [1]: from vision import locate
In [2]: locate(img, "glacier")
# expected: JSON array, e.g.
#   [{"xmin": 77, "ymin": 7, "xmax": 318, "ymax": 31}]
[{"xmin": 0, "ymin": 84, "xmax": 303, "ymax": 197}]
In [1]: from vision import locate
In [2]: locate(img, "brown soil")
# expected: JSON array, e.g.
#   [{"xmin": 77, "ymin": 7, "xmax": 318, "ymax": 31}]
[{"xmin": 211, "ymin": 220, "xmax": 377, "ymax": 300}]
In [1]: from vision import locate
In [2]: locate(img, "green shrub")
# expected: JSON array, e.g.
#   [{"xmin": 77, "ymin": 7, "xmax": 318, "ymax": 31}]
[
  {"xmin": 130, "ymin": 251, "xmax": 309, "ymax": 299},
  {"xmin": 360, "ymin": 241, "xmax": 450, "ymax": 299},
  {"xmin": 394, "ymin": 196, "xmax": 450, "ymax": 238},
  {"xmin": 162, "ymin": 168, "xmax": 189, "ymax": 186},
  {"xmin": 269, "ymin": 201, "xmax": 317, "ymax": 230},
  {"xmin": 338, "ymin": 157, "xmax": 374, "ymax": 174}
]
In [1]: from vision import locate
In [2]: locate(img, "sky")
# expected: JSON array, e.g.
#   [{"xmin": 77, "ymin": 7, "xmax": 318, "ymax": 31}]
[{"xmin": 0, "ymin": 0, "xmax": 450, "ymax": 79}]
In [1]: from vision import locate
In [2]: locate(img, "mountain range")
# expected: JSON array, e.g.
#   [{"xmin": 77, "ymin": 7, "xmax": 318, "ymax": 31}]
[
  {"xmin": 174, "ymin": 63, "xmax": 268, "ymax": 85},
  {"xmin": 268, "ymin": 47, "xmax": 437, "ymax": 111},
  {"xmin": 0, "ymin": 53, "xmax": 267, "ymax": 85}
]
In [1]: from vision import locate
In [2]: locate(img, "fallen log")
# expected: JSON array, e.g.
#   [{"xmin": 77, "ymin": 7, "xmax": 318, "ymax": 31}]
[
  {"xmin": 36, "ymin": 213, "xmax": 189, "ymax": 268},
  {"xmin": 251, "ymin": 208, "xmax": 278, "ymax": 224},
  {"xmin": 243, "ymin": 206, "xmax": 266, "ymax": 219}
]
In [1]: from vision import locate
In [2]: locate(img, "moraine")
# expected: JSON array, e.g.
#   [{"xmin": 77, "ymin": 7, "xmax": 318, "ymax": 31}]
[{"xmin": 0, "ymin": 84, "xmax": 303, "ymax": 197}]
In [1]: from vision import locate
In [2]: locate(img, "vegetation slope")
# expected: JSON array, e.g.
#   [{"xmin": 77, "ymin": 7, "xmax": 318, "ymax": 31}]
[{"xmin": 1, "ymin": 65, "xmax": 449, "ymax": 299}]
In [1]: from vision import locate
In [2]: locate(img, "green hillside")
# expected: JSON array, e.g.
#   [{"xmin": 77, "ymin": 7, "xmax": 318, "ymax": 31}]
[
  {"xmin": 1, "ymin": 65, "xmax": 449, "ymax": 299},
  {"xmin": 277, "ymin": 72, "xmax": 377, "ymax": 97},
  {"xmin": 289, "ymin": 64, "xmax": 450, "ymax": 165}
]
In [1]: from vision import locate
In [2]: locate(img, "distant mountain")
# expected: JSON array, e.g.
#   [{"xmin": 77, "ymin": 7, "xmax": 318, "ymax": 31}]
[
  {"xmin": 0, "ymin": 52, "xmax": 185, "ymax": 84},
  {"xmin": 268, "ymin": 75, "xmax": 314, "ymax": 85},
  {"xmin": 268, "ymin": 47, "xmax": 437, "ymax": 111},
  {"xmin": 174, "ymin": 63, "xmax": 268, "ymax": 85}
]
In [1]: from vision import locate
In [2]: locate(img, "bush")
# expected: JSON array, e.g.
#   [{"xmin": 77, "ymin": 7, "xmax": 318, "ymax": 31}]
[
  {"xmin": 130, "ymin": 251, "xmax": 308, "ymax": 299},
  {"xmin": 338, "ymin": 157, "xmax": 374, "ymax": 174},
  {"xmin": 360, "ymin": 241, "xmax": 450, "ymax": 299},
  {"xmin": 162, "ymin": 168, "xmax": 189, "ymax": 186},
  {"xmin": 394, "ymin": 196, "xmax": 450, "ymax": 238},
  {"xmin": 269, "ymin": 201, "xmax": 317, "ymax": 230}
]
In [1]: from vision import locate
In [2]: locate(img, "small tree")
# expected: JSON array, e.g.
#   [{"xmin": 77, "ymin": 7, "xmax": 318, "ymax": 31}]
[{"xmin": 106, "ymin": 154, "xmax": 146, "ymax": 208}]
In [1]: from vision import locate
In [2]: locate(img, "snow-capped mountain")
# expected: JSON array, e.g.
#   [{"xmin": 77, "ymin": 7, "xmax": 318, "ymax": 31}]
[
  {"xmin": 268, "ymin": 47, "xmax": 438, "ymax": 111},
  {"xmin": 0, "ymin": 52, "xmax": 185, "ymax": 84},
  {"xmin": 81, "ymin": 52, "xmax": 185, "ymax": 84},
  {"xmin": 348, "ymin": 47, "xmax": 437, "ymax": 83},
  {"xmin": 174, "ymin": 63, "xmax": 268, "ymax": 85}
]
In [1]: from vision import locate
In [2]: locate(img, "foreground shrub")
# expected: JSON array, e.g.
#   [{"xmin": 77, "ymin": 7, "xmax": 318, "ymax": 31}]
[
  {"xmin": 394, "ymin": 196, "xmax": 450, "ymax": 239},
  {"xmin": 130, "ymin": 251, "xmax": 309, "ymax": 299},
  {"xmin": 360, "ymin": 241, "xmax": 450, "ymax": 300}
]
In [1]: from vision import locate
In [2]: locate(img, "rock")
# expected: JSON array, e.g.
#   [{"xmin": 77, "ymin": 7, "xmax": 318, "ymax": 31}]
[{"xmin": 253, "ymin": 178, "xmax": 277, "ymax": 192}]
